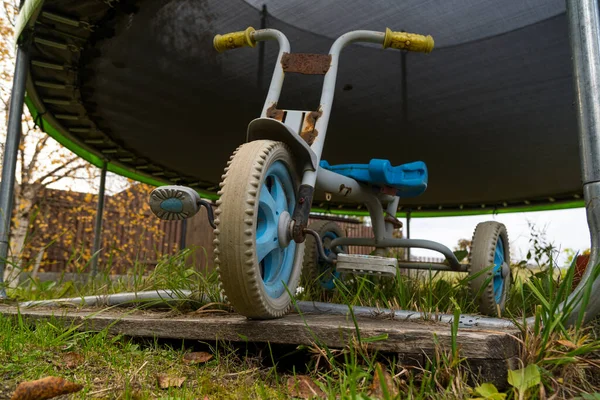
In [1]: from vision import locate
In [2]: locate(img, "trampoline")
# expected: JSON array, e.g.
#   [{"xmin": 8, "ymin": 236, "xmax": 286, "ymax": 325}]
[{"xmin": 1, "ymin": 0, "xmax": 600, "ymax": 322}]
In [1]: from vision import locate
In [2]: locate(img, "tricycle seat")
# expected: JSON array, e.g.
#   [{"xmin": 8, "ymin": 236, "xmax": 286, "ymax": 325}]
[{"xmin": 319, "ymin": 159, "xmax": 428, "ymax": 198}]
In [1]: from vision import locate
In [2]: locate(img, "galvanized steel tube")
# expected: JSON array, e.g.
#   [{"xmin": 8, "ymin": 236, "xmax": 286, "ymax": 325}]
[
  {"xmin": 0, "ymin": 45, "xmax": 30, "ymax": 298},
  {"xmin": 565, "ymin": 0, "xmax": 600, "ymax": 323}
]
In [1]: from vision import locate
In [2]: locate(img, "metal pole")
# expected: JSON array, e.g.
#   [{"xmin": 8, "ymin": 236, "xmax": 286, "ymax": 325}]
[
  {"xmin": 257, "ymin": 4, "xmax": 267, "ymax": 91},
  {"xmin": 401, "ymin": 51, "xmax": 408, "ymax": 122},
  {"xmin": 406, "ymin": 209, "xmax": 411, "ymax": 261},
  {"xmin": 565, "ymin": 0, "xmax": 600, "ymax": 324},
  {"xmin": 180, "ymin": 219, "xmax": 187, "ymax": 250},
  {"xmin": 0, "ymin": 44, "xmax": 30, "ymax": 299},
  {"xmin": 90, "ymin": 162, "xmax": 107, "ymax": 276}
]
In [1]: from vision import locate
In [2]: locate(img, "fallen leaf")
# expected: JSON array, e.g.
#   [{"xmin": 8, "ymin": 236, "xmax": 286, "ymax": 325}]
[
  {"xmin": 369, "ymin": 363, "xmax": 399, "ymax": 399},
  {"xmin": 156, "ymin": 374, "xmax": 186, "ymax": 389},
  {"xmin": 182, "ymin": 352, "xmax": 213, "ymax": 365},
  {"xmin": 287, "ymin": 375, "xmax": 325, "ymax": 399},
  {"xmin": 62, "ymin": 352, "xmax": 84, "ymax": 369},
  {"xmin": 556, "ymin": 339, "xmax": 578, "ymax": 349},
  {"xmin": 11, "ymin": 376, "xmax": 83, "ymax": 400}
]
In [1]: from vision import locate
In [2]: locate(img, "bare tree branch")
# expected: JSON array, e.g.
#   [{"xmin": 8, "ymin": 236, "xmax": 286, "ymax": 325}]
[
  {"xmin": 18, "ymin": 132, "xmax": 25, "ymax": 183},
  {"xmin": 3, "ymin": 0, "xmax": 17, "ymax": 27},
  {"xmin": 24, "ymin": 133, "xmax": 49, "ymax": 182},
  {"xmin": 33, "ymin": 156, "xmax": 80, "ymax": 184},
  {"xmin": 39, "ymin": 163, "xmax": 88, "ymax": 187}
]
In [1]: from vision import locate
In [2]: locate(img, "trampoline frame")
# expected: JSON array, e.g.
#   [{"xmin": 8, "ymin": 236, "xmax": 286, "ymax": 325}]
[{"xmin": 1, "ymin": 0, "xmax": 599, "ymax": 325}]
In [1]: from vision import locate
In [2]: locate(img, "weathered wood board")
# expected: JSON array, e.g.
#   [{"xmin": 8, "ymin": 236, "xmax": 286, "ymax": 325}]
[
  {"xmin": 0, "ymin": 305, "xmax": 520, "ymax": 386},
  {"xmin": 0, "ymin": 305, "xmax": 519, "ymax": 358}
]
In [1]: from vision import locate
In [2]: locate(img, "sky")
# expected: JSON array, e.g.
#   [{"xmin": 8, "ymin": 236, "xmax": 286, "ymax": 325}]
[{"xmin": 405, "ymin": 207, "xmax": 589, "ymax": 266}]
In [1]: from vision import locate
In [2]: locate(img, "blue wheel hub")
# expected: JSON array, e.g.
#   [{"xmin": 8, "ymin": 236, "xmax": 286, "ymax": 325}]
[
  {"xmin": 160, "ymin": 198, "xmax": 183, "ymax": 213},
  {"xmin": 255, "ymin": 161, "xmax": 296, "ymax": 299},
  {"xmin": 319, "ymin": 232, "xmax": 341, "ymax": 290},
  {"xmin": 492, "ymin": 238, "xmax": 506, "ymax": 304}
]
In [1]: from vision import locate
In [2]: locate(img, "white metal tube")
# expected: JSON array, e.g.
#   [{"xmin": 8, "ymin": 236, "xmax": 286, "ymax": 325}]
[
  {"xmin": 253, "ymin": 29, "xmax": 291, "ymax": 117},
  {"xmin": 309, "ymin": 31, "xmax": 386, "ymax": 175},
  {"xmin": 20, "ymin": 290, "xmax": 515, "ymax": 329},
  {"xmin": 385, "ymin": 197, "xmax": 400, "ymax": 237},
  {"xmin": 20, "ymin": 289, "xmax": 194, "ymax": 308},
  {"xmin": 297, "ymin": 301, "xmax": 517, "ymax": 329}
]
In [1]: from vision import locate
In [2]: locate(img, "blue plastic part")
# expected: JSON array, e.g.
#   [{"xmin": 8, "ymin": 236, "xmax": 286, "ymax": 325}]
[
  {"xmin": 256, "ymin": 161, "xmax": 297, "ymax": 299},
  {"xmin": 493, "ymin": 238, "xmax": 505, "ymax": 303},
  {"xmin": 319, "ymin": 159, "xmax": 428, "ymax": 197},
  {"xmin": 319, "ymin": 231, "xmax": 340, "ymax": 290},
  {"xmin": 160, "ymin": 198, "xmax": 183, "ymax": 213}
]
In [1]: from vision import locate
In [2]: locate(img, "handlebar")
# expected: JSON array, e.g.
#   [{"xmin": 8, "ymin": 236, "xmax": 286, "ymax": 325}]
[
  {"xmin": 383, "ymin": 28, "xmax": 434, "ymax": 53},
  {"xmin": 213, "ymin": 26, "xmax": 256, "ymax": 53},
  {"xmin": 213, "ymin": 27, "xmax": 434, "ymax": 54}
]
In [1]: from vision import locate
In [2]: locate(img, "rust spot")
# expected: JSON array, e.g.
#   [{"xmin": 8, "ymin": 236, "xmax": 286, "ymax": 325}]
[
  {"xmin": 281, "ymin": 53, "xmax": 331, "ymax": 75},
  {"xmin": 300, "ymin": 110, "xmax": 322, "ymax": 145},
  {"xmin": 338, "ymin": 184, "xmax": 352, "ymax": 196},
  {"xmin": 384, "ymin": 213, "xmax": 403, "ymax": 229},
  {"xmin": 266, "ymin": 103, "xmax": 284, "ymax": 122}
]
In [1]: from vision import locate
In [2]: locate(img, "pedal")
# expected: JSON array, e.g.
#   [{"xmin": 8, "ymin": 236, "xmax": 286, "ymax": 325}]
[
  {"xmin": 149, "ymin": 185, "xmax": 201, "ymax": 221},
  {"xmin": 336, "ymin": 254, "xmax": 398, "ymax": 277}
]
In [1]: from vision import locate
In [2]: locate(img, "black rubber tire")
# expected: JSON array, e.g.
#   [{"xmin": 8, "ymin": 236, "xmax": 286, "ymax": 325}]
[
  {"xmin": 468, "ymin": 221, "xmax": 511, "ymax": 317},
  {"xmin": 301, "ymin": 220, "xmax": 345, "ymax": 293},
  {"xmin": 214, "ymin": 140, "xmax": 304, "ymax": 319}
]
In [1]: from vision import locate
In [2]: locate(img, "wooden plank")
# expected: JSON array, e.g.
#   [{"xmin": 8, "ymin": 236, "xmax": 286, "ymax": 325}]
[{"xmin": 0, "ymin": 305, "xmax": 519, "ymax": 360}]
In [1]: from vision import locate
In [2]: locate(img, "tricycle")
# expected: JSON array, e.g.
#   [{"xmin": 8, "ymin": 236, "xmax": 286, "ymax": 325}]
[{"xmin": 148, "ymin": 27, "xmax": 511, "ymax": 319}]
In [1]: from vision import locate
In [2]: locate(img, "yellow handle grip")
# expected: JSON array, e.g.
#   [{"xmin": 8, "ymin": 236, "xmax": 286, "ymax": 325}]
[
  {"xmin": 213, "ymin": 27, "xmax": 256, "ymax": 52},
  {"xmin": 383, "ymin": 28, "xmax": 434, "ymax": 53}
]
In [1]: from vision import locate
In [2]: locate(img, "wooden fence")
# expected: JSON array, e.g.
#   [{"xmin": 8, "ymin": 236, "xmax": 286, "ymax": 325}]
[
  {"xmin": 23, "ymin": 186, "xmax": 451, "ymax": 274},
  {"xmin": 24, "ymin": 185, "xmax": 183, "ymax": 273}
]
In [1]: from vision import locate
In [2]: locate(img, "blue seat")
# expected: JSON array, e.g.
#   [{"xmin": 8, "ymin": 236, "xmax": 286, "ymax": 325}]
[{"xmin": 320, "ymin": 159, "xmax": 428, "ymax": 198}]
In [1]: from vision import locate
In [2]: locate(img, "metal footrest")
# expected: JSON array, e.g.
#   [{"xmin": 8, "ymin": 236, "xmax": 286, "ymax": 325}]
[
  {"xmin": 149, "ymin": 185, "xmax": 201, "ymax": 221},
  {"xmin": 336, "ymin": 254, "xmax": 398, "ymax": 277}
]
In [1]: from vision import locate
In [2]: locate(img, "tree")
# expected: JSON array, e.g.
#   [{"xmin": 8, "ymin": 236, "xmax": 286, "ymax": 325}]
[
  {"xmin": 0, "ymin": 2, "xmax": 196, "ymax": 287},
  {"xmin": 454, "ymin": 238, "xmax": 472, "ymax": 252},
  {"xmin": 0, "ymin": 1, "xmax": 97, "ymax": 286},
  {"xmin": 24, "ymin": 182, "xmax": 179, "ymax": 275}
]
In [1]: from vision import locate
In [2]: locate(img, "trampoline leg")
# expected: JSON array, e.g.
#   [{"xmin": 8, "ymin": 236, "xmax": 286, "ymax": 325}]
[
  {"xmin": 90, "ymin": 163, "xmax": 107, "ymax": 277},
  {"xmin": 406, "ymin": 209, "xmax": 412, "ymax": 262},
  {"xmin": 0, "ymin": 45, "xmax": 29, "ymax": 299},
  {"xmin": 566, "ymin": 0, "xmax": 600, "ymax": 323}
]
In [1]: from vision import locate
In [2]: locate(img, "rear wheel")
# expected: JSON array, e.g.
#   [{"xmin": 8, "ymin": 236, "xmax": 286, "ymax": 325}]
[
  {"xmin": 468, "ymin": 221, "xmax": 511, "ymax": 316},
  {"xmin": 214, "ymin": 140, "xmax": 303, "ymax": 319},
  {"xmin": 302, "ymin": 220, "xmax": 346, "ymax": 293}
]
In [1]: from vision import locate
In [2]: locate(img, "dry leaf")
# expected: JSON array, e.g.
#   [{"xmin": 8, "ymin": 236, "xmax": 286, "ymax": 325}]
[
  {"xmin": 182, "ymin": 352, "xmax": 213, "ymax": 365},
  {"xmin": 287, "ymin": 375, "xmax": 325, "ymax": 399},
  {"xmin": 156, "ymin": 374, "xmax": 186, "ymax": 389},
  {"xmin": 369, "ymin": 363, "xmax": 399, "ymax": 399},
  {"xmin": 556, "ymin": 339, "xmax": 577, "ymax": 349},
  {"xmin": 62, "ymin": 352, "xmax": 84, "ymax": 369},
  {"xmin": 11, "ymin": 376, "xmax": 83, "ymax": 400}
]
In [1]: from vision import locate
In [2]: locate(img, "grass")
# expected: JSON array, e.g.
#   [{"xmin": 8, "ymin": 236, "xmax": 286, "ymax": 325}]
[
  {"xmin": 9, "ymin": 246, "xmax": 223, "ymax": 306},
  {"xmin": 0, "ymin": 314, "xmax": 288, "ymax": 399},
  {"xmin": 1, "ymin": 233, "xmax": 600, "ymax": 399}
]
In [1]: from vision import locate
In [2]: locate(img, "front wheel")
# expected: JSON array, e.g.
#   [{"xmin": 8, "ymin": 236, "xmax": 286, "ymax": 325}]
[
  {"xmin": 468, "ymin": 221, "xmax": 511, "ymax": 317},
  {"xmin": 214, "ymin": 140, "xmax": 303, "ymax": 319}
]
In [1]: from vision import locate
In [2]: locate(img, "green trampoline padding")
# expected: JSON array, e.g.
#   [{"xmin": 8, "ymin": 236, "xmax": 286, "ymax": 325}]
[{"xmin": 24, "ymin": 96, "xmax": 218, "ymax": 201}]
